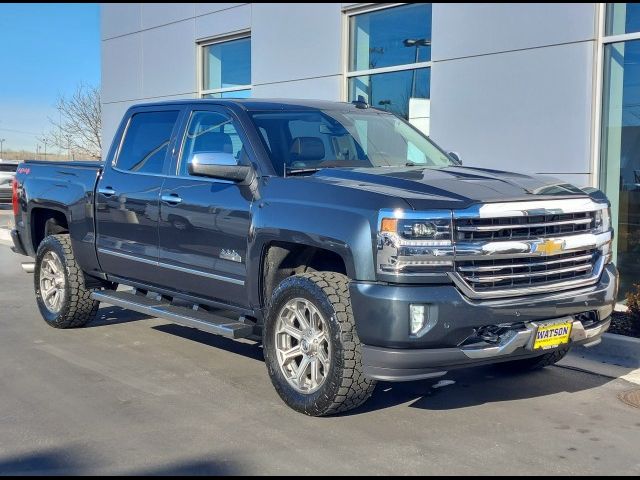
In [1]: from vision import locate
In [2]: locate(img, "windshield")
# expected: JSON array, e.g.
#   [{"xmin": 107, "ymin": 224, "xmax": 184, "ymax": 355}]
[{"xmin": 249, "ymin": 109, "xmax": 455, "ymax": 175}]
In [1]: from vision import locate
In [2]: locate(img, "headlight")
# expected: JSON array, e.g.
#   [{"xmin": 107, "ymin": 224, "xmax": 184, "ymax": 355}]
[
  {"xmin": 594, "ymin": 206, "xmax": 612, "ymax": 263},
  {"xmin": 594, "ymin": 207, "xmax": 611, "ymax": 234},
  {"xmin": 377, "ymin": 209, "xmax": 454, "ymax": 276}
]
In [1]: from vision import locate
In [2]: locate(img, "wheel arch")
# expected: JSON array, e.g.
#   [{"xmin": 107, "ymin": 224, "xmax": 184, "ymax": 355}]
[
  {"xmin": 29, "ymin": 206, "xmax": 70, "ymax": 253},
  {"xmin": 258, "ymin": 241, "xmax": 349, "ymax": 309}
]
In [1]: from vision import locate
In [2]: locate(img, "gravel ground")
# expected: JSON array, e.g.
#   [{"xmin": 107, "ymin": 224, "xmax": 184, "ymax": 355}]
[{"xmin": 609, "ymin": 310, "xmax": 640, "ymax": 339}]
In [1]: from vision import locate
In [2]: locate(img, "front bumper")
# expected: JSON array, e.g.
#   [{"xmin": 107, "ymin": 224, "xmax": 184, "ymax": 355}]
[
  {"xmin": 363, "ymin": 317, "xmax": 610, "ymax": 381},
  {"xmin": 350, "ymin": 263, "xmax": 618, "ymax": 381}
]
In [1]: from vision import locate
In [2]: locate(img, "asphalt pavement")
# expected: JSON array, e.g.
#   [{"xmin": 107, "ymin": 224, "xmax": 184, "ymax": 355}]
[{"xmin": 0, "ymin": 206, "xmax": 638, "ymax": 475}]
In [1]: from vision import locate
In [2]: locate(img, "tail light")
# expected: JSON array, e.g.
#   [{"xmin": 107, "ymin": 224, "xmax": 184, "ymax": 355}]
[{"xmin": 11, "ymin": 178, "xmax": 19, "ymax": 216}]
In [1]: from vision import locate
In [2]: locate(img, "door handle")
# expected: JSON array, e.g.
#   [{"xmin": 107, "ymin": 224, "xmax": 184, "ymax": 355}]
[
  {"xmin": 98, "ymin": 186, "xmax": 116, "ymax": 197},
  {"xmin": 161, "ymin": 193, "xmax": 182, "ymax": 205}
]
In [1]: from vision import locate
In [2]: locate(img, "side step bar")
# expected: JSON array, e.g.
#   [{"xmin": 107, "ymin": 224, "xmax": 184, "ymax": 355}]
[{"xmin": 91, "ymin": 290, "xmax": 254, "ymax": 339}]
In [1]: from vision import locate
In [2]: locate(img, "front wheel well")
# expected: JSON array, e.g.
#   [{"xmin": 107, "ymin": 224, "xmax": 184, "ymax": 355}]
[{"xmin": 261, "ymin": 242, "xmax": 347, "ymax": 307}]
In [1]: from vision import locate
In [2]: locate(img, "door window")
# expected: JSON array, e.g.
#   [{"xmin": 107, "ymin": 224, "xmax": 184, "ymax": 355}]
[
  {"xmin": 179, "ymin": 110, "xmax": 246, "ymax": 176},
  {"xmin": 116, "ymin": 110, "xmax": 179, "ymax": 174}
]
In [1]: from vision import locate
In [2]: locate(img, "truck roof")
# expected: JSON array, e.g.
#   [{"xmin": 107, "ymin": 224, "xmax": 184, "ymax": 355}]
[{"xmin": 129, "ymin": 98, "xmax": 375, "ymax": 112}]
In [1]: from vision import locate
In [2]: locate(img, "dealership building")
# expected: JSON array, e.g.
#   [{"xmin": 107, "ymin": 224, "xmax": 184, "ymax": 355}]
[{"xmin": 100, "ymin": 3, "xmax": 639, "ymax": 297}]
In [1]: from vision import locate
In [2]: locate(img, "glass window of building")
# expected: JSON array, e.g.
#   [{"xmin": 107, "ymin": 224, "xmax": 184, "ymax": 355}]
[
  {"xmin": 201, "ymin": 36, "xmax": 251, "ymax": 98},
  {"xmin": 347, "ymin": 4, "xmax": 432, "ymax": 133},
  {"xmin": 601, "ymin": 4, "xmax": 640, "ymax": 299},
  {"xmin": 606, "ymin": 3, "xmax": 640, "ymax": 35}
]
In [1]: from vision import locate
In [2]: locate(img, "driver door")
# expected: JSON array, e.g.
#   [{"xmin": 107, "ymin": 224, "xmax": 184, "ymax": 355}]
[{"xmin": 157, "ymin": 107, "xmax": 254, "ymax": 307}]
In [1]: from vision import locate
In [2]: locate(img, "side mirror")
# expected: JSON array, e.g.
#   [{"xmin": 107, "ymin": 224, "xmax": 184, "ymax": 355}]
[
  {"xmin": 448, "ymin": 151, "xmax": 462, "ymax": 164},
  {"xmin": 188, "ymin": 152, "xmax": 254, "ymax": 183}
]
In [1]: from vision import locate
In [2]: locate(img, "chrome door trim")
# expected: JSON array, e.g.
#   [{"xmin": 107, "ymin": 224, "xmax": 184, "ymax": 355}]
[
  {"xmin": 159, "ymin": 259, "xmax": 244, "ymax": 285},
  {"xmin": 98, "ymin": 248, "xmax": 245, "ymax": 286},
  {"xmin": 98, "ymin": 248, "xmax": 158, "ymax": 266}
]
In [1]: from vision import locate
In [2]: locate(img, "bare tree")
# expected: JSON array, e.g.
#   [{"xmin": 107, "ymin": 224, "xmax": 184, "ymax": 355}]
[{"xmin": 42, "ymin": 84, "xmax": 101, "ymax": 160}]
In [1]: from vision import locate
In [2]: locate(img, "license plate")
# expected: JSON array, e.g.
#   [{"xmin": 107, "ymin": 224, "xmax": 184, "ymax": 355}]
[{"xmin": 533, "ymin": 321, "xmax": 573, "ymax": 350}]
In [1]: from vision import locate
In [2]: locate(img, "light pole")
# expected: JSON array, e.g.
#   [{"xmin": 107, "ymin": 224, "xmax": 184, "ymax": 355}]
[
  {"xmin": 43, "ymin": 139, "xmax": 48, "ymax": 160},
  {"xmin": 0, "ymin": 138, "xmax": 5, "ymax": 159},
  {"xmin": 403, "ymin": 38, "xmax": 431, "ymax": 98},
  {"xmin": 58, "ymin": 106, "xmax": 63, "ymax": 155}
]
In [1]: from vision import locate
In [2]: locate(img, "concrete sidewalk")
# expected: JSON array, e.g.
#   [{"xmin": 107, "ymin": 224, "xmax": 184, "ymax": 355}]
[
  {"xmin": 0, "ymin": 227, "xmax": 11, "ymax": 244},
  {"xmin": 0, "ymin": 206, "xmax": 14, "ymax": 245},
  {"xmin": 561, "ymin": 333, "xmax": 640, "ymax": 385}
]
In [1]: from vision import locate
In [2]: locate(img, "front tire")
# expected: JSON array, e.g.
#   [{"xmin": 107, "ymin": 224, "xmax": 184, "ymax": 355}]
[
  {"xmin": 34, "ymin": 234, "xmax": 99, "ymax": 329},
  {"xmin": 263, "ymin": 272, "xmax": 376, "ymax": 416}
]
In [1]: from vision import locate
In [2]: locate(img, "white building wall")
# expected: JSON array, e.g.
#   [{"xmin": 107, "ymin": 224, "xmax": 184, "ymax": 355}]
[
  {"xmin": 101, "ymin": 3, "xmax": 599, "ymax": 186},
  {"xmin": 251, "ymin": 3, "xmax": 343, "ymax": 98},
  {"xmin": 430, "ymin": 3, "xmax": 599, "ymax": 186}
]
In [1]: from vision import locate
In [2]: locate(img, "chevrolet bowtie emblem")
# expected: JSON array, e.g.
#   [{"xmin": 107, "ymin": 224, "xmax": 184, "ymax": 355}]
[{"xmin": 535, "ymin": 239, "xmax": 565, "ymax": 255}]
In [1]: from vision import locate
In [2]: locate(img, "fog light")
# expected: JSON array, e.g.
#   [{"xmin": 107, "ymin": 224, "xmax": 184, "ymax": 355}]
[{"xmin": 410, "ymin": 304, "xmax": 426, "ymax": 335}]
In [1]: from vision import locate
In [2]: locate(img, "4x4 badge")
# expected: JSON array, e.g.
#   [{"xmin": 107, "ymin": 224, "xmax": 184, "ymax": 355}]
[{"xmin": 220, "ymin": 249, "xmax": 242, "ymax": 263}]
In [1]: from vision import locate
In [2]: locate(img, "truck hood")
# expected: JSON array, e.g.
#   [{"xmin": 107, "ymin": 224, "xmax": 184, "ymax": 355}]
[{"xmin": 308, "ymin": 166, "xmax": 595, "ymax": 210}]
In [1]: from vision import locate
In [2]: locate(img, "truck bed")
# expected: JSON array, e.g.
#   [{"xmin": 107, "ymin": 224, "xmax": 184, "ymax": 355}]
[
  {"xmin": 20, "ymin": 159, "xmax": 104, "ymax": 168},
  {"xmin": 13, "ymin": 159, "xmax": 103, "ymax": 274}
]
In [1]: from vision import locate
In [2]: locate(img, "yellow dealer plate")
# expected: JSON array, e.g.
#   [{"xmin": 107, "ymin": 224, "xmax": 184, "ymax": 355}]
[{"xmin": 533, "ymin": 321, "xmax": 573, "ymax": 350}]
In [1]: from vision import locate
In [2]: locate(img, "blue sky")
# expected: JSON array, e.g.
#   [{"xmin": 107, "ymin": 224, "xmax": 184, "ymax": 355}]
[{"xmin": 0, "ymin": 3, "xmax": 100, "ymax": 152}]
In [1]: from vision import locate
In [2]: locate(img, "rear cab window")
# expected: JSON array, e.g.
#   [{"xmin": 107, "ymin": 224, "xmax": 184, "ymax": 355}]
[{"xmin": 115, "ymin": 110, "xmax": 179, "ymax": 174}]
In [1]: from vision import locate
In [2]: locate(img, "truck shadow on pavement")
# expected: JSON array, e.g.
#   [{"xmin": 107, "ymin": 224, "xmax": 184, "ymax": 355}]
[
  {"xmin": 349, "ymin": 365, "xmax": 612, "ymax": 415},
  {"xmin": 0, "ymin": 446, "xmax": 240, "ymax": 475},
  {"xmin": 86, "ymin": 308, "xmax": 264, "ymax": 361},
  {"xmin": 86, "ymin": 306, "xmax": 153, "ymax": 328},
  {"xmin": 152, "ymin": 323, "xmax": 265, "ymax": 362},
  {"xmin": 85, "ymin": 307, "xmax": 614, "ymax": 416}
]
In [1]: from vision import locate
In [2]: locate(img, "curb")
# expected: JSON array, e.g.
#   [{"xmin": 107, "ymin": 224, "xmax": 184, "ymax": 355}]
[
  {"xmin": 572, "ymin": 332, "xmax": 640, "ymax": 368},
  {"xmin": 615, "ymin": 303, "xmax": 629, "ymax": 313},
  {"xmin": 0, "ymin": 227, "xmax": 11, "ymax": 245}
]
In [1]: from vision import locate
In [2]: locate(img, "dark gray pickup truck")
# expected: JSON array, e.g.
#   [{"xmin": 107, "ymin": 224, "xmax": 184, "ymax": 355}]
[{"xmin": 11, "ymin": 99, "xmax": 618, "ymax": 415}]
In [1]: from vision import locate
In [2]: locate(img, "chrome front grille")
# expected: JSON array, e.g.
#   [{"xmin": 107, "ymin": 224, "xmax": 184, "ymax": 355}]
[
  {"xmin": 455, "ymin": 212, "xmax": 597, "ymax": 242},
  {"xmin": 456, "ymin": 249, "xmax": 598, "ymax": 292},
  {"xmin": 449, "ymin": 199, "xmax": 612, "ymax": 299}
]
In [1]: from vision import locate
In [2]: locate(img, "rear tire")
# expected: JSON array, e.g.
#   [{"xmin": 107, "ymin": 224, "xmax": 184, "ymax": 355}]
[
  {"xmin": 263, "ymin": 272, "xmax": 376, "ymax": 416},
  {"xmin": 34, "ymin": 234, "xmax": 99, "ymax": 329},
  {"xmin": 498, "ymin": 347, "xmax": 569, "ymax": 372}
]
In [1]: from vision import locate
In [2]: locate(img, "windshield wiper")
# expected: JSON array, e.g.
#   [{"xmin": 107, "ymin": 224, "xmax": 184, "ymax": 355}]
[{"xmin": 285, "ymin": 167, "xmax": 323, "ymax": 176}]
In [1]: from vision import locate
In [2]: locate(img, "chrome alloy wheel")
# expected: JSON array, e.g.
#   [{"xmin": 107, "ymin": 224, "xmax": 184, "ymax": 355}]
[
  {"xmin": 39, "ymin": 251, "xmax": 65, "ymax": 313},
  {"xmin": 274, "ymin": 298, "xmax": 331, "ymax": 394}
]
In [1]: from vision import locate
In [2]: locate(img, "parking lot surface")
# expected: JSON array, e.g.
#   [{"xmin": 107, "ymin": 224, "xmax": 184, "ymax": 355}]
[{"xmin": 0, "ymin": 207, "xmax": 638, "ymax": 475}]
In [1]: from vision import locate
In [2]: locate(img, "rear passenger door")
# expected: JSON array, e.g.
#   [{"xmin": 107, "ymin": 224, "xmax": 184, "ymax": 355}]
[
  {"xmin": 96, "ymin": 107, "xmax": 182, "ymax": 286},
  {"xmin": 157, "ymin": 106, "xmax": 254, "ymax": 307}
]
